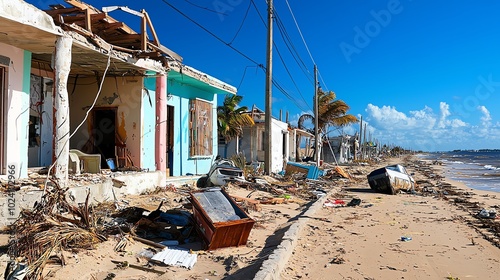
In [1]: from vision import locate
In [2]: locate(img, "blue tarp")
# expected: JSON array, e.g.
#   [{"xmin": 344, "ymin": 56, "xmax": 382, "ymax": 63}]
[{"xmin": 286, "ymin": 162, "xmax": 325, "ymax": 179}]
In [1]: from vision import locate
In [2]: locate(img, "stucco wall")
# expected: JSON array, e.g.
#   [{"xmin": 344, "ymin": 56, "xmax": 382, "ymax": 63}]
[
  {"xmin": 166, "ymin": 80, "xmax": 218, "ymax": 176},
  {"xmin": 272, "ymin": 118, "xmax": 289, "ymax": 172},
  {"xmin": 0, "ymin": 42, "xmax": 30, "ymax": 178},
  {"xmin": 142, "ymin": 76, "xmax": 157, "ymax": 170},
  {"xmin": 227, "ymin": 118, "xmax": 289, "ymax": 173},
  {"xmin": 68, "ymin": 76, "xmax": 155, "ymax": 170}
]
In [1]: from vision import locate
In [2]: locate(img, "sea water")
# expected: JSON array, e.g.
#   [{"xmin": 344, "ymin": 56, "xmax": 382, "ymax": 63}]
[{"xmin": 419, "ymin": 150, "xmax": 500, "ymax": 193}]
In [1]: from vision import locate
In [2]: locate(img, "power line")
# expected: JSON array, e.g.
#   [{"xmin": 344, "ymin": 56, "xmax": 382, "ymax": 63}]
[
  {"xmin": 274, "ymin": 11, "xmax": 312, "ymax": 82},
  {"xmin": 183, "ymin": 0, "xmax": 228, "ymax": 16},
  {"xmin": 228, "ymin": 1, "xmax": 252, "ymax": 45},
  {"xmin": 160, "ymin": 0, "xmax": 263, "ymax": 68},
  {"xmin": 162, "ymin": 0, "xmax": 310, "ymax": 114},
  {"xmin": 284, "ymin": 0, "xmax": 329, "ymax": 91},
  {"xmin": 252, "ymin": 0, "xmax": 312, "ymax": 111}
]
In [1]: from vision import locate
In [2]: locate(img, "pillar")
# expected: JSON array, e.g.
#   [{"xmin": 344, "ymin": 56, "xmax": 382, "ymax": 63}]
[
  {"xmin": 53, "ymin": 35, "xmax": 72, "ymax": 185},
  {"xmin": 155, "ymin": 74, "xmax": 167, "ymax": 172}
]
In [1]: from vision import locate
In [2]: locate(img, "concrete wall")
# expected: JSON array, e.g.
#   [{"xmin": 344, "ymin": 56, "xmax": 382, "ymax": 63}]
[
  {"xmin": 271, "ymin": 118, "xmax": 289, "ymax": 172},
  {"xmin": 142, "ymin": 75, "xmax": 156, "ymax": 170},
  {"xmin": 166, "ymin": 79, "xmax": 218, "ymax": 176},
  {"xmin": 226, "ymin": 118, "xmax": 289, "ymax": 173},
  {"xmin": 0, "ymin": 42, "xmax": 30, "ymax": 179},
  {"xmin": 68, "ymin": 75, "xmax": 155, "ymax": 170}
]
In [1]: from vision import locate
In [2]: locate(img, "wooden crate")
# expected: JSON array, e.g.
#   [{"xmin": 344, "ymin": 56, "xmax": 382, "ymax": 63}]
[{"xmin": 190, "ymin": 188, "xmax": 254, "ymax": 250}]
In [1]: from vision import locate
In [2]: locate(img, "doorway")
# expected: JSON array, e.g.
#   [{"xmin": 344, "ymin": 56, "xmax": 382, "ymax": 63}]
[
  {"xmin": 0, "ymin": 66, "xmax": 6, "ymax": 174},
  {"xmin": 92, "ymin": 108, "xmax": 116, "ymax": 168},
  {"xmin": 167, "ymin": 105, "xmax": 174, "ymax": 176}
]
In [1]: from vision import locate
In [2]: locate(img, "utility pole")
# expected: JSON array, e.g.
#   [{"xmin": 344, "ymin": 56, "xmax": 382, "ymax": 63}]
[
  {"xmin": 359, "ymin": 116, "xmax": 363, "ymax": 160},
  {"xmin": 314, "ymin": 65, "xmax": 320, "ymax": 166},
  {"xmin": 264, "ymin": 0, "xmax": 273, "ymax": 175}
]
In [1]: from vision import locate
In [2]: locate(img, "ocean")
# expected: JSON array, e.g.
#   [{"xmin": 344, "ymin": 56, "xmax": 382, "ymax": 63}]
[{"xmin": 419, "ymin": 150, "xmax": 500, "ymax": 193}]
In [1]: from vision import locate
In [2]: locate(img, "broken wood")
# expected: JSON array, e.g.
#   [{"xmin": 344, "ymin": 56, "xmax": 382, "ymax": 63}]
[
  {"xmin": 110, "ymin": 260, "xmax": 165, "ymax": 275},
  {"xmin": 334, "ymin": 166, "xmax": 352, "ymax": 180},
  {"xmin": 131, "ymin": 236, "xmax": 166, "ymax": 249},
  {"xmin": 230, "ymin": 195, "xmax": 262, "ymax": 211},
  {"xmin": 261, "ymin": 197, "xmax": 286, "ymax": 204}
]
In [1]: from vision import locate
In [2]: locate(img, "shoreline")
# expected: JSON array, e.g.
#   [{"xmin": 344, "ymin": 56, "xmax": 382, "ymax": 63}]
[{"xmin": 282, "ymin": 155, "xmax": 500, "ymax": 279}]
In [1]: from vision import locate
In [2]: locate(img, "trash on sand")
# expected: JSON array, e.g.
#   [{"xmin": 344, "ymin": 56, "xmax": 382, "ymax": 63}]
[
  {"xmin": 110, "ymin": 260, "xmax": 165, "ymax": 275},
  {"xmin": 401, "ymin": 236, "xmax": 412, "ymax": 242},
  {"xmin": 4, "ymin": 261, "xmax": 28, "ymax": 280},
  {"xmin": 151, "ymin": 247, "xmax": 197, "ymax": 269},
  {"xmin": 477, "ymin": 208, "xmax": 497, "ymax": 219},
  {"xmin": 311, "ymin": 189, "xmax": 327, "ymax": 198},
  {"xmin": 347, "ymin": 198, "xmax": 362, "ymax": 207},
  {"xmin": 324, "ymin": 199, "xmax": 345, "ymax": 207}
]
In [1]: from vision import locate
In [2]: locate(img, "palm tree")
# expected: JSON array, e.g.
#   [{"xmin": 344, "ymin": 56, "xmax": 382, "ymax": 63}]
[
  {"xmin": 297, "ymin": 89, "xmax": 358, "ymax": 159},
  {"xmin": 217, "ymin": 95, "xmax": 255, "ymax": 158}
]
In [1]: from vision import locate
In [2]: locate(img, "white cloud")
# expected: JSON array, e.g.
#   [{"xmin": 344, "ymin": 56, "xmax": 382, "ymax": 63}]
[
  {"xmin": 478, "ymin": 105, "xmax": 491, "ymax": 125},
  {"xmin": 437, "ymin": 102, "xmax": 451, "ymax": 128},
  {"xmin": 362, "ymin": 102, "xmax": 478, "ymax": 151}
]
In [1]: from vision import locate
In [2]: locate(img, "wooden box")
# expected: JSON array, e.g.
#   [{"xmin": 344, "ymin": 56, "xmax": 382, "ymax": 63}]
[{"xmin": 190, "ymin": 188, "xmax": 254, "ymax": 250}]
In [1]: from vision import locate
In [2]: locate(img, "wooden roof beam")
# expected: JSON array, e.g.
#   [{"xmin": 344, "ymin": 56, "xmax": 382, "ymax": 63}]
[
  {"xmin": 45, "ymin": 7, "xmax": 82, "ymax": 16},
  {"xmin": 143, "ymin": 11, "xmax": 160, "ymax": 47}
]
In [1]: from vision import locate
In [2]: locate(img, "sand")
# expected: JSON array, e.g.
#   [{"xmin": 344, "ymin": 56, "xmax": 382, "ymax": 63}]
[{"xmin": 1, "ymin": 155, "xmax": 499, "ymax": 279}]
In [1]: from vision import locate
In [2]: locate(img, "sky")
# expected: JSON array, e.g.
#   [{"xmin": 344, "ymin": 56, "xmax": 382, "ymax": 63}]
[{"xmin": 33, "ymin": 0, "xmax": 500, "ymax": 152}]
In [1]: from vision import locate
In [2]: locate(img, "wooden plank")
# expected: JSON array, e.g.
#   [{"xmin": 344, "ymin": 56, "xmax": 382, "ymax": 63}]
[
  {"xmin": 84, "ymin": 8, "xmax": 91, "ymax": 31},
  {"xmin": 106, "ymin": 34, "xmax": 142, "ymax": 42},
  {"xmin": 65, "ymin": 0, "xmax": 100, "ymax": 14},
  {"xmin": 65, "ymin": 0, "xmax": 137, "ymax": 35},
  {"xmin": 131, "ymin": 236, "xmax": 166, "ymax": 249},
  {"xmin": 141, "ymin": 13, "xmax": 147, "ymax": 51},
  {"xmin": 144, "ymin": 11, "xmax": 160, "ymax": 46},
  {"xmin": 44, "ymin": 7, "xmax": 81, "ymax": 16},
  {"xmin": 148, "ymin": 42, "xmax": 183, "ymax": 62}
]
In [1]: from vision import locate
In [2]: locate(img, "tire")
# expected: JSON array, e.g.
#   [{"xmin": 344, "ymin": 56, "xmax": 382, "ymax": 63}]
[{"xmin": 197, "ymin": 175, "xmax": 209, "ymax": 188}]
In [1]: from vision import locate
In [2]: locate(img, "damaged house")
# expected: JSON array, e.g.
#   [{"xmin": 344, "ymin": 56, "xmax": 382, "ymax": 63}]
[
  {"xmin": 0, "ymin": 0, "xmax": 235, "ymax": 181},
  {"xmin": 220, "ymin": 106, "xmax": 315, "ymax": 173}
]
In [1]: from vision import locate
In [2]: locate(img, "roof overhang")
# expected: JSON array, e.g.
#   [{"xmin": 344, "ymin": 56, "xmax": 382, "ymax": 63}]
[
  {"xmin": 31, "ymin": 30, "xmax": 166, "ymax": 76},
  {"xmin": 168, "ymin": 62, "xmax": 236, "ymax": 95},
  {"xmin": 294, "ymin": 128, "xmax": 314, "ymax": 138},
  {"xmin": 0, "ymin": 0, "xmax": 63, "ymax": 53}
]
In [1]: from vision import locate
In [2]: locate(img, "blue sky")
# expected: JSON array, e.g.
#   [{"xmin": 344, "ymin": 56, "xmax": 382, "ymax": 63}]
[{"xmin": 34, "ymin": 0, "xmax": 500, "ymax": 151}]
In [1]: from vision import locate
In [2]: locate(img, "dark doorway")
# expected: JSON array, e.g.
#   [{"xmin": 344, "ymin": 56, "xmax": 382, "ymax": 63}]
[
  {"xmin": 0, "ymin": 66, "xmax": 6, "ymax": 174},
  {"xmin": 167, "ymin": 105, "xmax": 174, "ymax": 176},
  {"xmin": 92, "ymin": 108, "xmax": 116, "ymax": 168}
]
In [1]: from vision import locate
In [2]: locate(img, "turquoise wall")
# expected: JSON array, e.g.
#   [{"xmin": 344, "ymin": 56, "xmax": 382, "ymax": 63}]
[
  {"xmin": 20, "ymin": 50, "xmax": 32, "ymax": 178},
  {"xmin": 142, "ymin": 76, "xmax": 157, "ymax": 170},
  {"xmin": 166, "ymin": 80, "xmax": 219, "ymax": 176}
]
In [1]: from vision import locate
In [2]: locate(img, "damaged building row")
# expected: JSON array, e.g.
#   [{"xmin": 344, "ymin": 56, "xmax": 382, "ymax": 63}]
[{"xmin": 0, "ymin": 0, "xmax": 236, "ymax": 181}]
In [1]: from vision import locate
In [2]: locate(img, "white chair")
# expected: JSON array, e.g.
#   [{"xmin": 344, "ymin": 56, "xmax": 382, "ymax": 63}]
[{"xmin": 69, "ymin": 149, "xmax": 101, "ymax": 173}]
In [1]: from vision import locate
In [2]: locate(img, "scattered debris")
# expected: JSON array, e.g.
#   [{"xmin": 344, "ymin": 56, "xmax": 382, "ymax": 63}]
[
  {"xmin": 477, "ymin": 208, "xmax": 497, "ymax": 219},
  {"xmin": 151, "ymin": 247, "xmax": 197, "ymax": 269}
]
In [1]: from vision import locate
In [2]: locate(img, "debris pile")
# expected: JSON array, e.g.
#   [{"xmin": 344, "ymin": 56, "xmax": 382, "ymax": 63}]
[{"xmin": 8, "ymin": 180, "xmax": 106, "ymax": 280}]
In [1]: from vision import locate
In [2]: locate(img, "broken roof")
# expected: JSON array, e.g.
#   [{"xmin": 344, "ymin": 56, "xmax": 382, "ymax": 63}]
[{"xmin": 0, "ymin": 0, "xmax": 63, "ymax": 53}]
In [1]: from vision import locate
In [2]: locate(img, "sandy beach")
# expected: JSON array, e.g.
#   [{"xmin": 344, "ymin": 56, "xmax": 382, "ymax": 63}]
[
  {"xmin": 282, "ymin": 157, "xmax": 500, "ymax": 279},
  {"xmin": 1, "ymin": 155, "xmax": 499, "ymax": 279}
]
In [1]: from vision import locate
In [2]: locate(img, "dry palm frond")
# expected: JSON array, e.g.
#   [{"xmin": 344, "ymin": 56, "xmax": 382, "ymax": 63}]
[{"xmin": 10, "ymin": 179, "xmax": 107, "ymax": 280}]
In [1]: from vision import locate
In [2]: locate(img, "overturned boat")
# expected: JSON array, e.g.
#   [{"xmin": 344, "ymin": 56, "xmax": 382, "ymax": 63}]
[
  {"xmin": 197, "ymin": 158, "xmax": 245, "ymax": 188},
  {"xmin": 367, "ymin": 164, "xmax": 415, "ymax": 195}
]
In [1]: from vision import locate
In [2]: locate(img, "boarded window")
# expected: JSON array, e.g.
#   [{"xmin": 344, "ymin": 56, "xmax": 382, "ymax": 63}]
[{"xmin": 190, "ymin": 99, "xmax": 213, "ymax": 157}]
